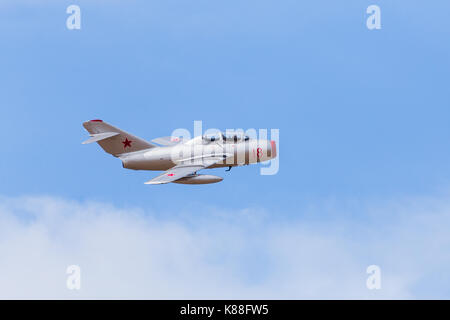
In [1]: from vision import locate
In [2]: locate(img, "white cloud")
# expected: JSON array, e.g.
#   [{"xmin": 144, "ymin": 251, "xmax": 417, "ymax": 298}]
[{"xmin": 0, "ymin": 194, "xmax": 449, "ymax": 299}]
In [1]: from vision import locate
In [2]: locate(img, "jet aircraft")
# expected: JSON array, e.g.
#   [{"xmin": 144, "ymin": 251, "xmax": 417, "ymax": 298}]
[{"xmin": 82, "ymin": 120, "xmax": 277, "ymax": 185}]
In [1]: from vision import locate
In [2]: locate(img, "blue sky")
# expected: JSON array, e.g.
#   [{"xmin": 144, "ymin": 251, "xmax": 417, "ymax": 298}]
[{"xmin": 0, "ymin": 1, "xmax": 450, "ymax": 298}]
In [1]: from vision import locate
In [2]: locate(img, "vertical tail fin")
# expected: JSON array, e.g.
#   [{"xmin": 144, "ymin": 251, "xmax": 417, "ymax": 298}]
[{"xmin": 82, "ymin": 119, "xmax": 156, "ymax": 156}]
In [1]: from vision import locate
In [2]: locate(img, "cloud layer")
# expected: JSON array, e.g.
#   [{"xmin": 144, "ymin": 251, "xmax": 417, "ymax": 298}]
[{"xmin": 0, "ymin": 194, "xmax": 449, "ymax": 299}]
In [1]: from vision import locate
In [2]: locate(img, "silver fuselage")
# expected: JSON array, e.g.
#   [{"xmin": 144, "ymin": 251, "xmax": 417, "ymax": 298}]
[{"xmin": 120, "ymin": 138, "xmax": 276, "ymax": 171}]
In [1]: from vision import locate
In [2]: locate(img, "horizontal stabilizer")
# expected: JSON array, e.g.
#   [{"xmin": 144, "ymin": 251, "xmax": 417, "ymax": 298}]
[
  {"xmin": 82, "ymin": 132, "xmax": 120, "ymax": 144},
  {"xmin": 151, "ymin": 136, "xmax": 184, "ymax": 146}
]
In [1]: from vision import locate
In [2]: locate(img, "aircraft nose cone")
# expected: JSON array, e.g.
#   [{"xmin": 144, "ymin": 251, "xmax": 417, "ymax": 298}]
[{"xmin": 270, "ymin": 140, "xmax": 277, "ymax": 158}]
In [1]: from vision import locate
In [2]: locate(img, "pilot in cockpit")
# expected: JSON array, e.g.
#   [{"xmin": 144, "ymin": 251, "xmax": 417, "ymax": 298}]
[{"xmin": 202, "ymin": 132, "xmax": 250, "ymax": 144}]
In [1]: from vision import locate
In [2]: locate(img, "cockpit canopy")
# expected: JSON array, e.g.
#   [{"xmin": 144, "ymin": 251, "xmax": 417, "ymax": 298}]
[{"xmin": 202, "ymin": 132, "xmax": 250, "ymax": 143}]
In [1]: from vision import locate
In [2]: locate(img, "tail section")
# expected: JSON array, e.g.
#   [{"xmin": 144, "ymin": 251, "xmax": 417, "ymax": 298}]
[{"xmin": 82, "ymin": 119, "xmax": 156, "ymax": 156}]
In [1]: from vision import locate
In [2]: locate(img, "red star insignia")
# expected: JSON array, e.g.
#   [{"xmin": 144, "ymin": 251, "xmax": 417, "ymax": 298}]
[
  {"xmin": 167, "ymin": 173, "xmax": 175, "ymax": 176},
  {"xmin": 122, "ymin": 138, "xmax": 132, "ymax": 149}
]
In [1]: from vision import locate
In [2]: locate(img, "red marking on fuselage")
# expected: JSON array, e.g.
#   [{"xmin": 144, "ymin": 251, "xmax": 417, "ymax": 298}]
[
  {"xmin": 270, "ymin": 140, "xmax": 277, "ymax": 158},
  {"xmin": 257, "ymin": 147, "xmax": 263, "ymax": 158}
]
